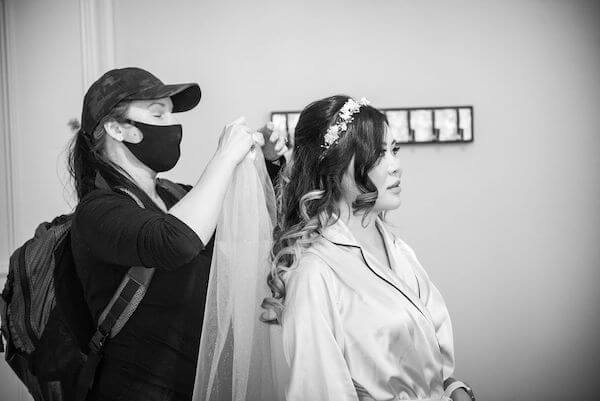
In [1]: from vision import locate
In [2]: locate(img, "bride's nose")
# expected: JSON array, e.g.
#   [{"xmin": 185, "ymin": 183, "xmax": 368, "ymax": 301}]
[{"xmin": 389, "ymin": 160, "xmax": 402, "ymax": 177}]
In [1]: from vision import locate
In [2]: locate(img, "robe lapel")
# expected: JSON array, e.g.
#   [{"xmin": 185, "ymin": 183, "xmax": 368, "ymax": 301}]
[
  {"xmin": 375, "ymin": 219, "xmax": 430, "ymax": 319},
  {"xmin": 319, "ymin": 218, "xmax": 429, "ymax": 320}
]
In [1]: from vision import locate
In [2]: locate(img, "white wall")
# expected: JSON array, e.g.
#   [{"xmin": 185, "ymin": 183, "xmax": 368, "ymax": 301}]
[
  {"xmin": 1, "ymin": 0, "xmax": 82, "ymax": 399},
  {"xmin": 1, "ymin": 1, "xmax": 599, "ymax": 400}
]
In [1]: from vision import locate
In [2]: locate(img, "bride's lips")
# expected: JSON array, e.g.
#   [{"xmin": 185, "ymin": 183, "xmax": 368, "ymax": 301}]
[{"xmin": 387, "ymin": 180, "xmax": 401, "ymax": 193}]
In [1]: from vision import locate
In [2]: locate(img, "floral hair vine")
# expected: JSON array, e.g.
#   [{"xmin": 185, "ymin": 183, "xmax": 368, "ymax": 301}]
[{"xmin": 322, "ymin": 97, "xmax": 371, "ymax": 151}]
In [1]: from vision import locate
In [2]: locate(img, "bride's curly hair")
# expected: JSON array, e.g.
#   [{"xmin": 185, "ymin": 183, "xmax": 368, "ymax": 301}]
[{"xmin": 261, "ymin": 95, "xmax": 388, "ymax": 324}]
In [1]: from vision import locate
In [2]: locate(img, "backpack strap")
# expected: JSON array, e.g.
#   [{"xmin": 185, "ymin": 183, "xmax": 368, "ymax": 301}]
[
  {"xmin": 75, "ymin": 188, "xmax": 155, "ymax": 401},
  {"xmin": 0, "ymin": 295, "xmax": 6, "ymax": 353},
  {"xmin": 0, "ymin": 264, "xmax": 12, "ymax": 354}
]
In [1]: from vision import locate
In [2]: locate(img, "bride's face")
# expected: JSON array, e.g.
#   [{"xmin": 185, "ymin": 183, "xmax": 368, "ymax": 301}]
[
  {"xmin": 340, "ymin": 126, "xmax": 403, "ymax": 212},
  {"xmin": 368, "ymin": 127, "xmax": 403, "ymax": 211}
]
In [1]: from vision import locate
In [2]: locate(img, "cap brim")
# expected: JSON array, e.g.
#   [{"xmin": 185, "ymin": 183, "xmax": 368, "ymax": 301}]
[{"xmin": 127, "ymin": 83, "xmax": 202, "ymax": 113}]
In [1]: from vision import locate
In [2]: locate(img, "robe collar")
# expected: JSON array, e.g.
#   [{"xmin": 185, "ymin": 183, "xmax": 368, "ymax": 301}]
[
  {"xmin": 319, "ymin": 215, "xmax": 396, "ymax": 248},
  {"xmin": 319, "ymin": 215, "xmax": 362, "ymax": 248},
  {"xmin": 319, "ymin": 215, "xmax": 429, "ymax": 320}
]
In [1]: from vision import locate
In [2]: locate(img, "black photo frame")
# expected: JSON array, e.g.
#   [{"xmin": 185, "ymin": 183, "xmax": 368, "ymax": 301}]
[{"xmin": 271, "ymin": 105, "xmax": 474, "ymax": 145}]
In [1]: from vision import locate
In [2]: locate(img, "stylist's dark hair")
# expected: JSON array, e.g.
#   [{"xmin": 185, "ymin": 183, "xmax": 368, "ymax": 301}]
[
  {"xmin": 68, "ymin": 102, "xmax": 139, "ymax": 200},
  {"xmin": 262, "ymin": 94, "xmax": 388, "ymax": 323}
]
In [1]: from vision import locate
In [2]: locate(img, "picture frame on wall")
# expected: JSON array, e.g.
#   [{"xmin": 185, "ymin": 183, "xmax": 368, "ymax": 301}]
[
  {"xmin": 270, "ymin": 111, "xmax": 300, "ymax": 147},
  {"xmin": 271, "ymin": 113, "xmax": 287, "ymax": 134},
  {"xmin": 434, "ymin": 108, "xmax": 459, "ymax": 142},
  {"xmin": 272, "ymin": 106, "xmax": 474, "ymax": 145},
  {"xmin": 386, "ymin": 110, "xmax": 411, "ymax": 143},
  {"xmin": 409, "ymin": 109, "xmax": 435, "ymax": 142},
  {"xmin": 458, "ymin": 107, "xmax": 473, "ymax": 141},
  {"xmin": 286, "ymin": 112, "xmax": 300, "ymax": 147}
]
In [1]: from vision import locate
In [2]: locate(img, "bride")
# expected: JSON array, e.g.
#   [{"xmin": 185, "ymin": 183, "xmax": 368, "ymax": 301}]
[
  {"xmin": 194, "ymin": 96, "xmax": 475, "ymax": 401},
  {"xmin": 263, "ymin": 95, "xmax": 475, "ymax": 401}
]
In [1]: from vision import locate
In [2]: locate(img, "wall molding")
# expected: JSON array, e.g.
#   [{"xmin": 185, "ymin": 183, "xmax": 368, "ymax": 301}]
[
  {"xmin": 79, "ymin": 0, "xmax": 116, "ymax": 92},
  {"xmin": 0, "ymin": 9, "xmax": 19, "ymax": 400},
  {"xmin": 0, "ymin": 3, "xmax": 116, "ymax": 398},
  {"xmin": 0, "ymin": 0, "xmax": 117, "ymax": 272},
  {"xmin": 0, "ymin": 0, "xmax": 17, "ymax": 260}
]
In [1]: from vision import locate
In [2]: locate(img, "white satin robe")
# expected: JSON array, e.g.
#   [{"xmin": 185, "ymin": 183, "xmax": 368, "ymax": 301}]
[{"xmin": 281, "ymin": 217, "xmax": 456, "ymax": 401}]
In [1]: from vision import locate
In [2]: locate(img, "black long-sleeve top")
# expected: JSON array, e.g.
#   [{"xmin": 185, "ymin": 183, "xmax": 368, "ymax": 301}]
[{"xmin": 71, "ymin": 158, "xmax": 283, "ymax": 400}]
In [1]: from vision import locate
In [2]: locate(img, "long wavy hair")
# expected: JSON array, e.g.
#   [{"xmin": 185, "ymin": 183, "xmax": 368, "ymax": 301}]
[{"xmin": 262, "ymin": 95, "xmax": 388, "ymax": 324}]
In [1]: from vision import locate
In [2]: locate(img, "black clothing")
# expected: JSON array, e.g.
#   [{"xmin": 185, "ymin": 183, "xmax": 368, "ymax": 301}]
[
  {"xmin": 72, "ymin": 183, "xmax": 209, "ymax": 400},
  {"xmin": 72, "ymin": 158, "xmax": 284, "ymax": 401}
]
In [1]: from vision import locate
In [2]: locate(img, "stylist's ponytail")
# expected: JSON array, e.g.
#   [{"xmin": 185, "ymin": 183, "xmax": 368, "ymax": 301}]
[
  {"xmin": 67, "ymin": 102, "xmax": 138, "ymax": 201},
  {"xmin": 68, "ymin": 124, "xmax": 97, "ymax": 200}
]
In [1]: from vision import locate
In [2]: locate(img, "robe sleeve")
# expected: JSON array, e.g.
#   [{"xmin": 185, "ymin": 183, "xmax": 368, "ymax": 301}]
[{"xmin": 281, "ymin": 254, "xmax": 359, "ymax": 401}]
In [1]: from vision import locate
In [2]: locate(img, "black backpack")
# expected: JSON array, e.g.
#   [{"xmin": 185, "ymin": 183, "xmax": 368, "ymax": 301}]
[{"xmin": 0, "ymin": 178, "xmax": 188, "ymax": 401}]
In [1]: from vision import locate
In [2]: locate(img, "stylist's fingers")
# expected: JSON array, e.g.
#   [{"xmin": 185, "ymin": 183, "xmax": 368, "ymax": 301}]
[
  {"xmin": 253, "ymin": 131, "xmax": 265, "ymax": 147},
  {"xmin": 219, "ymin": 116, "xmax": 246, "ymax": 144},
  {"xmin": 243, "ymin": 132, "xmax": 266, "ymax": 162},
  {"xmin": 274, "ymin": 136, "xmax": 288, "ymax": 154},
  {"xmin": 237, "ymin": 124, "xmax": 253, "ymax": 136},
  {"xmin": 232, "ymin": 125, "xmax": 255, "ymax": 161},
  {"xmin": 257, "ymin": 121, "xmax": 277, "ymax": 143},
  {"xmin": 217, "ymin": 117, "xmax": 256, "ymax": 165},
  {"xmin": 228, "ymin": 116, "xmax": 247, "ymax": 128}
]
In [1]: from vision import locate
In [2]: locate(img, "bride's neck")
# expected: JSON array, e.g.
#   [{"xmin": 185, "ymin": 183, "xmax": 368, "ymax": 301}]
[{"xmin": 337, "ymin": 201, "xmax": 378, "ymax": 241}]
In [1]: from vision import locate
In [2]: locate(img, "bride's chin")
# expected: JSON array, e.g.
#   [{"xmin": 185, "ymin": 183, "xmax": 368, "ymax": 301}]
[{"xmin": 375, "ymin": 199, "xmax": 402, "ymax": 212}]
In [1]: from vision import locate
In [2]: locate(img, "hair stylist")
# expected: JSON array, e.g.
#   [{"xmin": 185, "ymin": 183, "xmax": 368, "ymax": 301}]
[{"xmin": 68, "ymin": 67, "xmax": 287, "ymax": 401}]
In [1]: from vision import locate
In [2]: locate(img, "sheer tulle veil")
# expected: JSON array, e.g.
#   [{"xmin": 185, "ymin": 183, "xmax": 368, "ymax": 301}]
[{"xmin": 192, "ymin": 149, "xmax": 287, "ymax": 401}]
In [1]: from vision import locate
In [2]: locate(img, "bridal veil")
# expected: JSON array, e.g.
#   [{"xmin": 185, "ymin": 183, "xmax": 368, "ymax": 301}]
[{"xmin": 192, "ymin": 150, "xmax": 287, "ymax": 401}]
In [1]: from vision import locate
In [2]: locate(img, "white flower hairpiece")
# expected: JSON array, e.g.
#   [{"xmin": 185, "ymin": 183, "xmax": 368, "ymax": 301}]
[{"xmin": 322, "ymin": 97, "xmax": 370, "ymax": 151}]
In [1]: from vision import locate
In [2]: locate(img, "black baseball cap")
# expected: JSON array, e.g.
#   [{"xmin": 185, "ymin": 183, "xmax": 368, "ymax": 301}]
[{"xmin": 81, "ymin": 67, "xmax": 201, "ymax": 134}]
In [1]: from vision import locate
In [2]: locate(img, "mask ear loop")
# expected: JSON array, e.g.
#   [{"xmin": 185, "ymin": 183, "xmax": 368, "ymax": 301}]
[
  {"xmin": 123, "ymin": 118, "xmax": 142, "ymax": 128},
  {"xmin": 116, "ymin": 119, "xmax": 142, "ymax": 144}
]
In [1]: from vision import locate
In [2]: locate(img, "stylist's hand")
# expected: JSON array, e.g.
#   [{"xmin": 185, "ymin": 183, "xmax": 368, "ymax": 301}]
[
  {"xmin": 258, "ymin": 122, "xmax": 289, "ymax": 161},
  {"xmin": 216, "ymin": 117, "xmax": 256, "ymax": 165}
]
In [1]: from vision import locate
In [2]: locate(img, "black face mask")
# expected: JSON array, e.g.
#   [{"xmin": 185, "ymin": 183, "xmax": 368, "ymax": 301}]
[{"xmin": 123, "ymin": 120, "xmax": 182, "ymax": 172}]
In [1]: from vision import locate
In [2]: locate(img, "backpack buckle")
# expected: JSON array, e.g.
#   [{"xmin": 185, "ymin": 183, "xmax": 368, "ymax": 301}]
[{"xmin": 89, "ymin": 329, "xmax": 109, "ymax": 353}]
